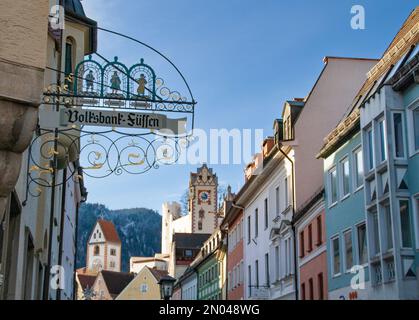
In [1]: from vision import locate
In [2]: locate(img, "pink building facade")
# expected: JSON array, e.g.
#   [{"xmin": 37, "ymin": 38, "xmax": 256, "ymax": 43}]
[
  {"xmin": 293, "ymin": 57, "xmax": 378, "ymax": 300},
  {"xmin": 223, "ymin": 205, "xmax": 244, "ymax": 300}
]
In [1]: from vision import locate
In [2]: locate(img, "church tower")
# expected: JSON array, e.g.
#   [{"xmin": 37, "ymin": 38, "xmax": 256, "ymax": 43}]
[
  {"xmin": 189, "ymin": 164, "xmax": 218, "ymax": 234},
  {"xmin": 86, "ymin": 220, "xmax": 122, "ymax": 273}
]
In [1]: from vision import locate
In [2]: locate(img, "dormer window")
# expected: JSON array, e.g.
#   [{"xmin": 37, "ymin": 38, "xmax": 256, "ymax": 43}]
[{"xmin": 284, "ymin": 115, "xmax": 292, "ymax": 140}]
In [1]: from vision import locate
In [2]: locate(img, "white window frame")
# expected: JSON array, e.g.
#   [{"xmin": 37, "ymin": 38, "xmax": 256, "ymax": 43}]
[
  {"xmin": 365, "ymin": 126, "xmax": 375, "ymax": 172},
  {"xmin": 343, "ymin": 229, "xmax": 353, "ymax": 273},
  {"xmin": 355, "ymin": 221, "xmax": 369, "ymax": 267},
  {"xmin": 352, "ymin": 145, "xmax": 364, "ymax": 191},
  {"xmin": 391, "ymin": 111, "xmax": 407, "ymax": 160},
  {"xmin": 377, "ymin": 117, "xmax": 388, "ymax": 164},
  {"xmin": 406, "ymin": 98, "xmax": 419, "ymax": 157},
  {"xmin": 339, "ymin": 156, "xmax": 351, "ymax": 200},
  {"xmin": 398, "ymin": 198, "xmax": 413, "ymax": 249},
  {"xmin": 328, "ymin": 166, "xmax": 338, "ymax": 207},
  {"xmin": 331, "ymin": 235, "xmax": 341, "ymax": 277},
  {"xmin": 409, "ymin": 193, "xmax": 419, "ymax": 251},
  {"xmin": 275, "ymin": 186, "xmax": 280, "ymax": 216}
]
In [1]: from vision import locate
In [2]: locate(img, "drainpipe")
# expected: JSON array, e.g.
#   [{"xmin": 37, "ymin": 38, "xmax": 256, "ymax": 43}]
[{"xmin": 276, "ymin": 143, "xmax": 299, "ymax": 301}]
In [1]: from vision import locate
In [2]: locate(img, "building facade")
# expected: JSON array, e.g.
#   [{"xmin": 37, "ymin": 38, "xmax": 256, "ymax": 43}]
[
  {"xmin": 0, "ymin": 0, "xmax": 94, "ymax": 300},
  {"xmin": 359, "ymin": 21, "xmax": 419, "ymax": 299},
  {"xmin": 223, "ymin": 197, "xmax": 244, "ymax": 300},
  {"xmin": 86, "ymin": 220, "xmax": 122, "ymax": 273},
  {"xmin": 319, "ymin": 9, "xmax": 419, "ymax": 299},
  {"xmin": 320, "ymin": 131, "xmax": 370, "ymax": 300},
  {"xmin": 180, "ymin": 268, "xmax": 198, "ymax": 300},
  {"xmin": 195, "ymin": 229, "xmax": 226, "ymax": 300},
  {"xmin": 293, "ymin": 56, "xmax": 378, "ymax": 301},
  {"xmin": 116, "ymin": 266, "xmax": 173, "ymax": 300}
]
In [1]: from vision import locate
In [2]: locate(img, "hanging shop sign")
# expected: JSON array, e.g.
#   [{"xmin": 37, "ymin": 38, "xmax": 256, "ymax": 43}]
[{"xmin": 39, "ymin": 107, "xmax": 187, "ymax": 135}]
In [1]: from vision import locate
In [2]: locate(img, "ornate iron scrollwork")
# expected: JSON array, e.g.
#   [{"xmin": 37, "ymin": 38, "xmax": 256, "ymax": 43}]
[
  {"xmin": 27, "ymin": 128, "xmax": 190, "ymax": 194},
  {"xmin": 30, "ymin": 53, "xmax": 195, "ymax": 196},
  {"xmin": 42, "ymin": 54, "xmax": 195, "ymax": 114}
]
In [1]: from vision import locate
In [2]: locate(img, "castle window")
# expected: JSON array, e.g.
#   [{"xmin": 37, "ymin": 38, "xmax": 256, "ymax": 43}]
[
  {"xmin": 198, "ymin": 221, "xmax": 203, "ymax": 230},
  {"xmin": 94, "ymin": 245, "xmax": 100, "ymax": 255},
  {"xmin": 110, "ymin": 248, "xmax": 116, "ymax": 256},
  {"xmin": 185, "ymin": 249, "xmax": 193, "ymax": 258},
  {"xmin": 199, "ymin": 209, "xmax": 205, "ymax": 218}
]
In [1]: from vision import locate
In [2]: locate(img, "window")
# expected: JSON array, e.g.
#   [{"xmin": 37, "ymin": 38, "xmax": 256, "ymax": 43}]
[
  {"xmin": 318, "ymin": 273, "xmax": 324, "ymax": 300},
  {"xmin": 308, "ymin": 224, "xmax": 313, "ymax": 252},
  {"xmin": 354, "ymin": 148, "xmax": 364, "ymax": 189},
  {"xmin": 64, "ymin": 38, "xmax": 74, "ymax": 88},
  {"xmin": 185, "ymin": 249, "xmax": 193, "ymax": 257},
  {"xmin": 275, "ymin": 187, "xmax": 280, "ymax": 215},
  {"xmin": 366, "ymin": 127, "xmax": 374, "ymax": 171},
  {"xmin": 140, "ymin": 283, "xmax": 148, "ymax": 293},
  {"xmin": 301, "ymin": 283, "xmax": 306, "ymax": 300},
  {"xmin": 255, "ymin": 260, "xmax": 259, "ymax": 288},
  {"xmin": 264, "ymin": 198, "xmax": 268, "ymax": 230},
  {"xmin": 316, "ymin": 216, "xmax": 322, "ymax": 245},
  {"xmin": 65, "ymin": 41, "xmax": 73, "ymax": 72},
  {"xmin": 284, "ymin": 177, "xmax": 289, "ymax": 208},
  {"xmin": 110, "ymin": 261, "xmax": 115, "ymax": 268},
  {"xmin": 275, "ymin": 246, "xmax": 279, "ymax": 281},
  {"xmin": 94, "ymin": 245, "xmax": 100, "ymax": 255},
  {"xmin": 393, "ymin": 113, "xmax": 405, "ymax": 158},
  {"xmin": 247, "ymin": 216, "xmax": 251, "ymax": 244},
  {"xmin": 413, "ymin": 107, "xmax": 419, "ymax": 151},
  {"xmin": 378, "ymin": 119, "xmax": 387, "ymax": 162},
  {"xmin": 299, "ymin": 231, "xmax": 305, "ymax": 258},
  {"xmin": 248, "ymin": 265, "xmax": 252, "ymax": 297},
  {"xmin": 308, "ymin": 278, "xmax": 314, "ymax": 300},
  {"xmin": 329, "ymin": 167, "xmax": 338, "ymax": 205},
  {"xmin": 340, "ymin": 157, "xmax": 350, "ymax": 197},
  {"xmin": 357, "ymin": 224, "xmax": 368, "ymax": 265},
  {"xmin": 371, "ymin": 210, "xmax": 381, "ymax": 255},
  {"xmin": 332, "ymin": 237, "xmax": 340, "ymax": 276},
  {"xmin": 383, "ymin": 204, "xmax": 393, "ymax": 251},
  {"xmin": 285, "ymin": 238, "xmax": 292, "ymax": 276},
  {"xmin": 264, "ymin": 253, "xmax": 270, "ymax": 286},
  {"xmin": 344, "ymin": 230, "xmax": 353, "ymax": 271},
  {"xmin": 110, "ymin": 248, "xmax": 116, "ymax": 256},
  {"xmin": 400, "ymin": 200, "xmax": 412, "ymax": 248},
  {"xmin": 198, "ymin": 221, "xmax": 203, "ymax": 230},
  {"xmin": 254, "ymin": 209, "xmax": 259, "ymax": 238}
]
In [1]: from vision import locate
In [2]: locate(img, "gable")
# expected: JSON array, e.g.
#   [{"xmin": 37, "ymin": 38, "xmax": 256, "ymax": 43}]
[{"xmin": 88, "ymin": 222, "xmax": 105, "ymax": 244}]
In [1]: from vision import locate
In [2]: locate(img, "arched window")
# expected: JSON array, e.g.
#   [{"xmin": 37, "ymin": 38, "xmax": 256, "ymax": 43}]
[
  {"xmin": 94, "ymin": 245, "xmax": 100, "ymax": 255},
  {"xmin": 65, "ymin": 37, "xmax": 76, "ymax": 89}
]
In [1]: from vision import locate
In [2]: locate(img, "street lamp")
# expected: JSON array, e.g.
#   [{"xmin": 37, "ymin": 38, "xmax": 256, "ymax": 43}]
[{"xmin": 158, "ymin": 275, "xmax": 176, "ymax": 300}]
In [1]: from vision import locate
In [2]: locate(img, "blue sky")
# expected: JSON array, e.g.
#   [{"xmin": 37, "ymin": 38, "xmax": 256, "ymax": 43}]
[{"xmin": 81, "ymin": 0, "xmax": 416, "ymax": 212}]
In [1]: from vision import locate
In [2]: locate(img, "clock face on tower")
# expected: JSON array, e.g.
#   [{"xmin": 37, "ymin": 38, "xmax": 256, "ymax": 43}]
[{"xmin": 198, "ymin": 190, "xmax": 211, "ymax": 204}]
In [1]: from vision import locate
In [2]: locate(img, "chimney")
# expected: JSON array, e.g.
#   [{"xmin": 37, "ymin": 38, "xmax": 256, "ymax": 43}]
[{"xmin": 262, "ymin": 137, "xmax": 275, "ymax": 159}]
